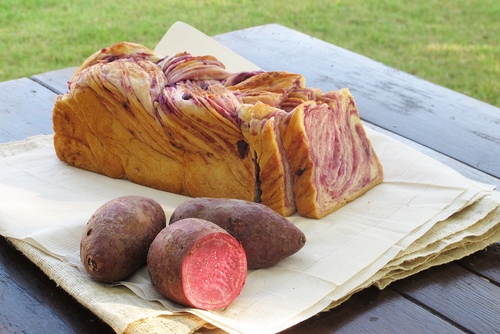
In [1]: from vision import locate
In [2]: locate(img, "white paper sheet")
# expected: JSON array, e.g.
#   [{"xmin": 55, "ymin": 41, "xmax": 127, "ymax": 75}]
[{"xmin": 0, "ymin": 126, "xmax": 496, "ymax": 333}]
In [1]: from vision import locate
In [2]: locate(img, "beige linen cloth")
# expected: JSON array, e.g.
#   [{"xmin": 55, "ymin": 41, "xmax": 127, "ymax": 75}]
[{"xmin": 1, "ymin": 22, "xmax": 500, "ymax": 334}]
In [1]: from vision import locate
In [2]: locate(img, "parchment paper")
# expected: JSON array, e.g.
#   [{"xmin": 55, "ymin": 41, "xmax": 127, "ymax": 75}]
[{"xmin": 1, "ymin": 22, "xmax": 499, "ymax": 334}]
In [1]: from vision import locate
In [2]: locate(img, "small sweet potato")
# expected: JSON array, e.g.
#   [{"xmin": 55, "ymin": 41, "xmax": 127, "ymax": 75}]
[
  {"xmin": 80, "ymin": 195, "xmax": 166, "ymax": 283},
  {"xmin": 147, "ymin": 218, "xmax": 247, "ymax": 310},
  {"xmin": 169, "ymin": 197, "xmax": 306, "ymax": 269}
]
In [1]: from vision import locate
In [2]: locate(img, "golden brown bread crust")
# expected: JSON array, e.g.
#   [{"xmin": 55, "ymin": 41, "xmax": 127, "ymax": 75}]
[
  {"xmin": 54, "ymin": 61, "xmax": 186, "ymax": 194},
  {"xmin": 54, "ymin": 45, "xmax": 257, "ymax": 200},
  {"xmin": 156, "ymin": 81, "xmax": 257, "ymax": 200},
  {"xmin": 227, "ymin": 71, "xmax": 305, "ymax": 107},
  {"xmin": 73, "ymin": 42, "xmax": 163, "ymax": 80},
  {"xmin": 53, "ymin": 42, "xmax": 384, "ymax": 218}
]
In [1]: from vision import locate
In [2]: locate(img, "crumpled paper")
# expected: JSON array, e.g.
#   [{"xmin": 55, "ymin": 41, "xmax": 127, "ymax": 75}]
[{"xmin": 1, "ymin": 22, "xmax": 499, "ymax": 334}]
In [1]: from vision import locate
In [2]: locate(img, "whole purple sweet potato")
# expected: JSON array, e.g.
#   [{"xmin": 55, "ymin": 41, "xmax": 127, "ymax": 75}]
[
  {"xmin": 147, "ymin": 218, "xmax": 247, "ymax": 310},
  {"xmin": 169, "ymin": 197, "xmax": 306, "ymax": 269},
  {"xmin": 80, "ymin": 195, "xmax": 166, "ymax": 283}
]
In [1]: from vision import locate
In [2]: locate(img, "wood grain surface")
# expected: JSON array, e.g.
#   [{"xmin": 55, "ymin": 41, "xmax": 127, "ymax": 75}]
[
  {"xmin": 392, "ymin": 263, "xmax": 500, "ymax": 333},
  {"xmin": 282, "ymin": 287, "xmax": 465, "ymax": 334},
  {"xmin": 0, "ymin": 237, "xmax": 113, "ymax": 333},
  {"xmin": 0, "ymin": 78, "xmax": 56, "ymax": 142}
]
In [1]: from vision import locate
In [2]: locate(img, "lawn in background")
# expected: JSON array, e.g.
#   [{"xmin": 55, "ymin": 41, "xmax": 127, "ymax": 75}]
[{"xmin": 1, "ymin": 0, "xmax": 498, "ymax": 107}]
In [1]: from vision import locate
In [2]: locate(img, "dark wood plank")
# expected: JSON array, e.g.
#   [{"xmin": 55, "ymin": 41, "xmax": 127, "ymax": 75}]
[
  {"xmin": 214, "ymin": 24, "xmax": 500, "ymax": 180},
  {"xmin": 0, "ymin": 78, "xmax": 56, "ymax": 142},
  {"xmin": 0, "ymin": 237, "xmax": 114, "ymax": 333},
  {"xmin": 364, "ymin": 123, "xmax": 500, "ymax": 189},
  {"xmin": 31, "ymin": 67, "xmax": 78, "ymax": 95},
  {"xmin": 281, "ymin": 287, "xmax": 465, "ymax": 334},
  {"xmin": 458, "ymin": 243, "xmax": 500, "ymax": 285},
  {"xmin": 391, "ymin": 263, "xmax": 500, "ymax": 333}
]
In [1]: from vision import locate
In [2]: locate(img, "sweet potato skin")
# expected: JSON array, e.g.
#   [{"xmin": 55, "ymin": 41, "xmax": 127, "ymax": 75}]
[
  {"xmin": 169, "ymin": 197, "xmax": 306, "ymax": 269},
  {"xmin": 147, "ymin": 218, "xmax": 247, "ymax": 310},
  {"xmin": 80, "ymin": 195, "xmax": 166, "ymax": 283}
]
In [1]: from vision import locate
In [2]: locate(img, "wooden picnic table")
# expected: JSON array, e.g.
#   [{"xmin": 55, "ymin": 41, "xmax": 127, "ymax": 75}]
[{"xmin": 1, "ymin": 24, "xmax": 500, "ymax": 333}]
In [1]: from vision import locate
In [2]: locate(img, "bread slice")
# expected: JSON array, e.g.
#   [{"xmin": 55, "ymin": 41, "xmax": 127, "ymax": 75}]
[
  {"xmin": 238, "ymin": 102, "xmax": 296, "ymax": 216},
  {"xmin": 279, "ymin": 89, "xmax": 384, "ymax": 218}
]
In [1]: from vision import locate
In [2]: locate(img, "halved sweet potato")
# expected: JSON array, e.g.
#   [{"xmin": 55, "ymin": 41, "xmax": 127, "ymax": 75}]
[
  {"xmin": 169, "ymin": 197, "xmax": 306, "ymax": 269},
  {"xmin": 147, "ymin": 218, "xmax": 247, "ymax": 310}
]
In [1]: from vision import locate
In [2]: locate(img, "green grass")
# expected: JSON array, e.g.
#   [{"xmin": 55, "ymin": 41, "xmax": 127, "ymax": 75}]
[{"xmin": 1, "ymin": 0, "xmax": 499, "ymax": 107}]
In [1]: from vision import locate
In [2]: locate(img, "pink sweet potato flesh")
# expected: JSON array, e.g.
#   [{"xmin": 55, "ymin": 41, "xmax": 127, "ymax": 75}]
[
  {"xmin": 169, "ymin": 197, "xmax": 306, "ymax": 269},
  {"xmin": 147, "ymin": 218, "xmax": 247, "ymax": 310},
  {"xmin": 80, "ymin": 195, "xmax": 166, "ymax": 283}
]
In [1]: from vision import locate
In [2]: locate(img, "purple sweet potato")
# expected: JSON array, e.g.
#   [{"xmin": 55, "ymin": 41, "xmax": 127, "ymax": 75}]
[
  {"xmin": 169, "ymin": 197, "xmax": 306, "ymax": 269},
  {"xmin": 80, "ymin": 195, "xmax": 166, "ymax": 283},
  {"xmin": 147, "ymin": 218, "xmax": 247, "ymax": 310}
]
